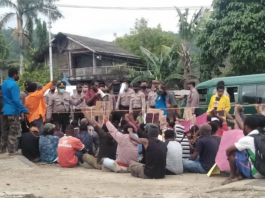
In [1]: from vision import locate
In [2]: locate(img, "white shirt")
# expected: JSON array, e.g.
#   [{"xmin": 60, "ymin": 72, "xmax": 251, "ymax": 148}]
[
  {"xmin": 166, "ymin": 141, "xmax": 183, "ymax": 174},
  {"xmin": 235, "ymin": 130, "xmax": 264, "ymax": 179}
]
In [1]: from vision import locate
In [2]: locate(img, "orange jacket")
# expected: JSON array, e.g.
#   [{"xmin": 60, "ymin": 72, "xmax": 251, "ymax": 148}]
[{"xmin": 25, "ymin": 82, "xmax": 53, "ymax": 123}]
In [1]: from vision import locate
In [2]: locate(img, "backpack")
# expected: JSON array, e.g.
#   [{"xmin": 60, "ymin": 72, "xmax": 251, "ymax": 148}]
[{"xmin": 250, "ymin": 133, "xmax": 265, "ymax": 176}]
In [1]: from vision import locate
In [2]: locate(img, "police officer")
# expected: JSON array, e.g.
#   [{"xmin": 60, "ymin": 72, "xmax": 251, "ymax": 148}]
[
  {"xmin": 129, "ymin": 83, "xmax": 146, "ymax": 120},
  {"xmin": 44, "ymin": 84, "xmax": 56, "ymax": 105},
  {"xmin": 115, "ymin": 81, "xmax": 134, "ymax": 119},
  {"xmin": 46, "ymin": 81, "xmax": 84, "ymax": 132},
  {"xmin": 20, "ymin": 81, "xmax": 31, "ymax": 133},
  {"xmin": 140, "ymin": 81, "xmax": 151, "ymax": 102},
  {"xmin": 71, "ymin": 84, "xmax": 86, "ymax": 123},
  {"xmin": 147, "ymin": 80, "xmax": 159, "ymax": 109}
]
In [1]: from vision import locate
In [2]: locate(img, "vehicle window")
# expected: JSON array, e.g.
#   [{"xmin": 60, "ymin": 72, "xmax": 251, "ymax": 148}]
[
  {"xmin": 257, "ymin": 85, "xmax": 265, "ymax": 104},
  {"xmin": 198, "ymin": 89, "xmax": 207, "ymax": 104},
  {"xmin": 242, "ymin": 85, "xmax": 257, "ymax": 104},
  {"xmin": 227, "ymin": 87, "xmax": 238, "ymax": 103}
]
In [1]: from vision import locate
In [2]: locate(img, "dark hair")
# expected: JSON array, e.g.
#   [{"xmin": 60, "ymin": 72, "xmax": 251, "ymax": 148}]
[
  {"xmin": 71, "ymin": 120, "xmax": 79, "ymax": 128},
  {"xmin": 189, "ymin": 125, "xmax": 199, "ymax": 134},
  {"xmin": 102, "ymin": 124, "xmax": 109, "ymax": 132},
  {"xmin": 188, "ymin": 81, "xmax": 195, "ymax": 87},
  {"xmin": 165, "ymin": 130, "xmax": 175, "ymax": 139},
  {"xmin": 91, "ymin": 81, "xmax": 98, "ymax": 86},
  {"xmin": 8, "ymin": 67, "xmax": 18, "ymax": 77},
  {"xmin": 132, "ymin": 83, "xmax": 140, "ymax": 88},
  {"xmin": 209, "ymin": 122, "xmax": 219, "ymax": 135},
  {"xmin": 123, "ymin": 124, "xmax": 134, "ymax": 134},
  {"xmin": 169, "ymin": 122, "xmax": 175, "ymax": 128},
  {"xmin": 43, "ymin": 128, "xmax": 54, "ymax": 137},
  {"xmin": 79, "ymin": 123, "xmax": 88, "ymax": 131},
  {"xmin": 217, "ymin": 81, "xmax": 225, "ymax": 91},
  {"xmin": 213, "ymin": 120, "xmax": 222, "ymax": 128},
  {"xmin": 53, "ymin": 122, "xmax": 60, "ymax": 129},
  {"xmin": 27, "ymin": 82, "xmax": 37, "ymax": 93},
  {"xmin": 140, "ymin": 123, "xmax": 145, "ymax": 131},
  {"xmin": 65, "ymin": 125, "xmax": 74, "ymax": 135},
  {"xmin": 244, "ymin": 116, "xmax": 259, "ymax": 131}
]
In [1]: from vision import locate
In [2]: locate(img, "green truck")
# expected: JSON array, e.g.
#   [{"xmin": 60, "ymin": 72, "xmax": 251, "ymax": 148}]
[{"xmin": 195, "ymin": 74, "xmax": 265, "ymax": 115}]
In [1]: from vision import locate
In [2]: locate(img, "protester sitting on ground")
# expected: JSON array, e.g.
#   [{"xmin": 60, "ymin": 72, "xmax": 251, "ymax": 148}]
[
  {"xmin": 185, "ymin": 125, "xmax": 199, "ymax": 154},
  {"xmin": 25, "ymin": 80, "xmax": 56, "ymax": 135},
  {"xmin": 209, "ymin": 122, "xmax": 221, "ymax": 146},
  {"xmin": 39, "ymin": 123, "xmax": 59, "ymax": 163},
  {"xmin": 129, "ymin": 124, "xmax": 167, "ymax": 179},
  {"xmin": 207, "ymin": 81, "xmax": 231, "ymax": 117},
  {"xmin": 210, "ymin": 110, "xmax": 228, "ymax": 137},
  {"xmin": 183, "ymin": 124, "xmax": 219, "ymax": 174},
  {"xmin": 101, "ymin": 119, "xmax": 138, "ymax": 173},
  {"xmin": 57, "ymin": 125, "xmax": 86, "ymax": 168},
  {"xmin": 53, "ymin": 122, "xmax": 64, "ymax": 138},
  {"xmin": 222, "ymin": 116, "xmax": 264, "ymax": 185},
  {"xmin": 165, "ymin": 130, "xmax": 183, "ymax": 175},
  {"xmin": 76, "ymin": 123, "xmax": 95, "ymax": 156},
  {"xmin": 82, "ymin": 117, "xmax": 117, "ymax": 170},
  {"xmin": 175, "ymin": 124, "xmax": 190, "ymax": 159},
  {"xmin": 21, "ymin": 126, "xmax": 40, "ymax": 162},
  {"xmin": 80, "ymin": 118, "xmax": 99, "ymax": 152}
]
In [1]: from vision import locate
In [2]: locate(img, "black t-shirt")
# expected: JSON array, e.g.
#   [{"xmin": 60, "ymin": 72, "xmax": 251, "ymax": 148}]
[
  {"xmin": 195, "ymin": 136, "xmax": 218, "ymax": 172},
  {"xmin": 21, "ymin": 132, "xmax": 40, "ymax": 161},
  {"xmin": 94, "ymin": 126, "xmax": 117, "ymax": 163},
  {"xmin": 144, "ymin": 138, "xmax": 167, "ymax": 179}
]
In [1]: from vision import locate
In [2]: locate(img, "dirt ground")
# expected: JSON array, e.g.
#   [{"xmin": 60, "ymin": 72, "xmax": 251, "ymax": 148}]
[{"xmin": 0, "ymin": 162, "xmax": 265, "ymax": 198}]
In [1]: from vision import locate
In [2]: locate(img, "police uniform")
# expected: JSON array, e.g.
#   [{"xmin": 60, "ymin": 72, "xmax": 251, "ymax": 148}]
[
  {"xmin": 129, "ymin": 91, "xmax": 146, "ymax": 120},
  {"xmin": 44, "ymin": 92, "xmax": 55, "ymax": 105},
  {"xmin": 71, "ymin": 92, "xmax": 86, "ymax": 122},
  {"xmin": 147, "ymin": 91, "xmax": 157, "ymax": 109},
  {"xmin": 141, "ymin": 88, "xmax": 151, "ymax": 103},
  {"xmin": 46, "ymin": 82, "xmax": 83, "ymax": 132},
  {"xmin": 115, "ymin": 88, "xmax": 134, "ymax": 120}
]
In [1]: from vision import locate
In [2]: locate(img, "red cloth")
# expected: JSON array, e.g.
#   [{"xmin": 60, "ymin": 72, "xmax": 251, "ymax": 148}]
[
  {"xmin": 179, "ymin": 120, "xmax": 191, "ymax": 131},
  {"xmin": 195, "ymin": 113, "xmax": 207, "ymax": 126},
  {"xmin": 85, "ymin": 89, "xmax": 101, "ymax": 106},
  {"xmin": 58, "ymin": 136, "xmax": 84, "ymax": 168},
  {"xmin": 216, "ymin": 123, "xmax": 228, "ymax": 136}
]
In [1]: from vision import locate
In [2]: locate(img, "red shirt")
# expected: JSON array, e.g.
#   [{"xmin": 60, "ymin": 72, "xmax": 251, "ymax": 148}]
[
  {"xmin": 216, "ymin": 123, "xmax": 228, "ymax": 136},
  {"xmin": 85, "ymin": 89, "xmax": 101, "ymax": 106},
  {"xmin": 58, "ymin": 136, "xmax": 84, "ymax": 168}
]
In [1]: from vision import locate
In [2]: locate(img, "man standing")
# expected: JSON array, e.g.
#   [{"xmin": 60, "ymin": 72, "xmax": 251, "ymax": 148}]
[
  {"xmin": 155, "ymin": 82, "xmax": 168, "ymax": 116},
  {"xmin": 129, "ymin": 124, "xmax": 167, "ymax": 179},
  {"xmin": 71, "ymin": 84, "xmax": 85, "ymax": 122},
  {"xmin": 0, "ymin": 68, "xmax": 28, "ymax": 155},
  {"xmin": 140, "ymin": 81, "xmax": 151, "ymax": 102},
  {"xmin": 147, "ymin": 80, "xmax": 159, "ymax": 109},
  {"xmin": 44, "ymin": 85, "xmax": 56, "ymax": 105},
  {"xmin": 116, "ymin": 81, "xmax": 134, "ymax": 118},
  {"xmin": 85, "ymin": 81, "xmax": 102, "ymax": 107},
  {"xmin": 186, "ymin": 80, "xmax": 199, "ymax": 116},
  {"xmin": 46, "ymin": 81, "xmax": 84, "ymax": 132},
  {"xmin": 129, "ymin": 83, "xmax": 146, "ymax": 120},
  {"xmin": 20, "ymin": 81, "xmax": 31, "ymax": 133}
]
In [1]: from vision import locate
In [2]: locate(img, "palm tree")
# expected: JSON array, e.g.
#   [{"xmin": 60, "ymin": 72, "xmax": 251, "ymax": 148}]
[
  {"xmin": 131, "ymin": 46, "xmax": 183, "ymax": 84},
  {"xmin": 0, "ymin": 0, "xmax": 62, "ymax": 74},
  {"xmin": 175, "ymin": 7, "xmax": 209, "ymax": 86}
]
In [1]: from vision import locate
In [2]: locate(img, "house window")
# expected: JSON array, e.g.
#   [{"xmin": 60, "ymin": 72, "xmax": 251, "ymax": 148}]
[
  {"xmin": 198, "ymin": 89, "xmax": 207, "ymax": 104},
  {"xmin": 257, "ymin": 85, "xmax": 265, "ymax": 104},
  {"xmin": 242, "ymin": 85, "xmax": 257, "ymax": 104}
]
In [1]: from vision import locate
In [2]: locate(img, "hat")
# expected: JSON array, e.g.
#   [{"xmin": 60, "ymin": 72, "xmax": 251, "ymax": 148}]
[
  {"xmin": 148, "ymin": 124, "xmax": 159, "ymax": 138},
  {"xmin": 44, "ymin": 123, "xmax": 55, "ymax": 132},
  {"xmin": 80, "ymin": 118, "xmax": 88, "ymax": 124},
  {"xmin": 152, "ymin": 80, "xmax": 159, "ymax": 84},
  {"xmin": 144, "ymin": 123, "xmax": 157, "ymax": 131},
  {"xmin": 24, "ymin": 80, "xmax": 31, "ymax": 87},
  {"xmin": 198, "ymin": 124, "xmax": 212, "ymax": 137},
  {"xmin": 57, "ymin": 81, "xmax": 66, "ymax": 88}
]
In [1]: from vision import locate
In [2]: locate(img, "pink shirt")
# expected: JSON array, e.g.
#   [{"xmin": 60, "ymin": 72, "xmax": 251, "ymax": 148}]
[{"xmin": 106, "ymin": 121, "xmax": 138, "ymax": 165}]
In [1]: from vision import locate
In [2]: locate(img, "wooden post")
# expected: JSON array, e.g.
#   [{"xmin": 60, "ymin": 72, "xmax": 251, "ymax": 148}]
[
  {"xmin": 93, "ymin": 52, "xmax": 97, "ymax": 75},
  {"xmin": 68, "ymin": 51, "xmax": 72, "ymax": 76}
]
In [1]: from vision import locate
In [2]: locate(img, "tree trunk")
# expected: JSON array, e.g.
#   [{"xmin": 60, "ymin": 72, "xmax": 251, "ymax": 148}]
[
  {"xmin": 181, "ymin": 41, "xmax": 191, "ymax": 88},
  {"xmin": 20, "ymin": 52, "xmax": 24, "ymax": 74}
]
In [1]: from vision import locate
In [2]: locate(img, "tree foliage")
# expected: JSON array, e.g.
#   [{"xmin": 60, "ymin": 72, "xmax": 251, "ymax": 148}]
[
  {"xmin": 197, "ymin": 0, "xmax": 265, "ymax": 81},
  {"xmin": 115, "ymin": 18, "xmax": 178, "ymax": 58},
  {"xmin": 18, "ymin": 70, "xmax": 50, "ymax": 90},
  {"xmin": 36, "ymin": 19, "xmax": 48, "ymax": 49},
  {"xmin": 109, "ymin": 63, "xmax": 134, "ymax": 81}
]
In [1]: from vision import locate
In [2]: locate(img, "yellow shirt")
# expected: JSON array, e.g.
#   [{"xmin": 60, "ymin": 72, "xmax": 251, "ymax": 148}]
[{"xmin": 207, "ymin": 93, "xmax": 231, "ymax": 115}]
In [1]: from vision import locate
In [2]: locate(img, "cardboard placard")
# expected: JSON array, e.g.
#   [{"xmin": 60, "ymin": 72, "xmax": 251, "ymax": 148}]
[
  {"xmin": 147, "ymin": 108, "xmax": 164, "ymax": 119},
  {"xmin": 94, "ymin": 101, "xmax": 111, "ymax": 117}
]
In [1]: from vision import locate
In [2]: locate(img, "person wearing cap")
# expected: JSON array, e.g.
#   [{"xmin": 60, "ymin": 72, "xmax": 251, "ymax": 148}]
[
  {"xmin": 129, "ymin": 83, "xmax": 146, "ymax": 120},
  {"xmin": 46, "ymin": 81, "xmax": 84, "ymax": 133},
  {"xmin": 25, "ymin": 80, "xmax": 57, "ymax": 135},
  {"xmin": 207, "ymin": 81, "xmax": 231, "ymax": 117},
  {"xmin": 186, "ymin": 80, "xmax": 199, "ymax": 116},
  {"xmin": 140, "ymin": 81, "xmax": 151, "ymax": 102},
  {"xmin": 39, "ymin": 123, "xmax": 59, "ymax": 163},
  {"xmin": 147, "ymin": 80, "xmax": 159, "ymax": 109},
  {"xmin": 20, "ymin": 80, "xmax": 31, "ymax": 133},
  {"xmin": 71, "ymin": 84, "xmax": 86, "ymax": 123},
  {"xmin": 183, "ymin": 124, "xmax": 219, "ymax": 174},
  {"xmin": 129, "ymin": 124, "xmax": 167, "ymax": 179}
]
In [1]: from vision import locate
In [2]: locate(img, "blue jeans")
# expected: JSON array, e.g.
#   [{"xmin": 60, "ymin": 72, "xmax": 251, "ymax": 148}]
[
  {"xmin": 182, "ymin": 159, "xmax": 207, "ymax": 174},
  {"xmin": 235, "ymin": 151, "xmax": 253, "ymax": 179},
  {"xmin": 75, "ymin": 151, "xmax": 83, "ymax": 163}
]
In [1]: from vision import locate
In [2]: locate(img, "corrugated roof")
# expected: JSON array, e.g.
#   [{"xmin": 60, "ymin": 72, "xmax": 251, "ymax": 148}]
[
  {"xmin": 55, "ymin": 32, "xmax": 139, "ymax": 59},
  {"xmin": 196, "ymin": 73, "xmax": 265, "ymax": 89}
]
